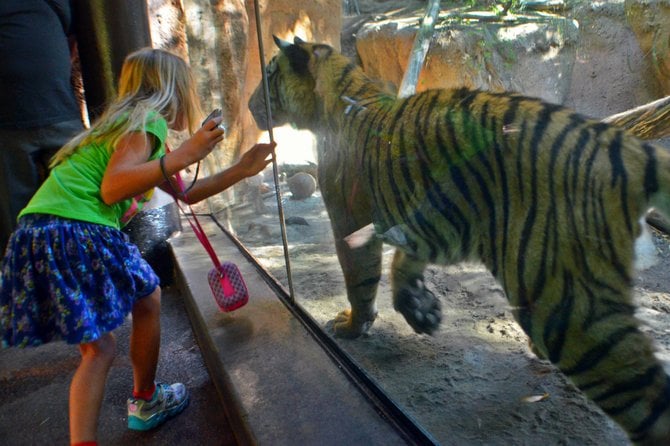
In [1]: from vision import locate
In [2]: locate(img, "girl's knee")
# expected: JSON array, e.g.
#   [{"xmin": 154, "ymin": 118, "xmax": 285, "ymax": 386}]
[
  {"xmin": 132, "ymin": 286, "xmax": 161, "ymax": 317},
  {"xmin": 79, "ymin": 332, "xmax": 117, "ymax": 364}
]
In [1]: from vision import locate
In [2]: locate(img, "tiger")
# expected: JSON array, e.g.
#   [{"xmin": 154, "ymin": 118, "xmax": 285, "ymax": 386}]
[{"xmin": 248, "ymin": 36, "xmax": 670, "ymax": 444}]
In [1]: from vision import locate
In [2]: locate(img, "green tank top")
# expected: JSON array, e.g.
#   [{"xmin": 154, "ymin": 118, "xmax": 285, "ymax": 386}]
[{"xmin": 20, "ymin": 115, "xmax": 168, "ymax": 229}]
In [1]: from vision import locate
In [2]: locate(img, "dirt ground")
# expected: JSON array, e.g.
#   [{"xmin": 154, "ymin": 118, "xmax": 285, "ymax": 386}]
[{"xmin": 228, "ymin": 1, "xmax": 670, "ymax": 445}]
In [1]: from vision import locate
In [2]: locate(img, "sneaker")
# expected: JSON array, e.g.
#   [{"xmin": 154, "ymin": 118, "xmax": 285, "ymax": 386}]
[{"xmin": 127, "ymin": 382, "xmax": 189, "ymax": 431}]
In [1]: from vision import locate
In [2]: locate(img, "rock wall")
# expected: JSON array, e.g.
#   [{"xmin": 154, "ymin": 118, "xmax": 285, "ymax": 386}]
[
  {"xmin": 625, "ymin": 0, "xmax": 670, "ymax": 95},
  {"xmin": 565, "ymin": 1, "xmax": 662, "ymax": 118},
  {"xmin": 354, "ymin": 13, "xmax": 578, "ymax": 106},
  {"xmin": 348, "ymin": 1, "xmax": 666, "ymax": 121}
]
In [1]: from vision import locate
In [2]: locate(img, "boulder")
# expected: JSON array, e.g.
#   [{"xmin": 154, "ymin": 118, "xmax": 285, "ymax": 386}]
[{"xmin": 287, "ymin": 172, "xmax": 317, "ymax": 200}]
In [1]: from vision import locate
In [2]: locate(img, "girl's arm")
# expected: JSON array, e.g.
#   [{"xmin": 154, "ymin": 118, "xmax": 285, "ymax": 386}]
[
  {"xmin": 100, "ymin": 121, "xmax": 223, "ymax": 205},
  {"xmin": 159, "ymin": 141, "xmax": 276, "ymax": 204}
]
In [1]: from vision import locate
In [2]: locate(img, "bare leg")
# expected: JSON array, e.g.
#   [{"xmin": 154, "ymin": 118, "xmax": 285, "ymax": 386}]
[
  {"xmin": 130, "ymin": 287, "xmax": 161, "ymax": 394},
  {"xmin": 69, "ymin": 332, "xmax": 117, "ymax": 444}
]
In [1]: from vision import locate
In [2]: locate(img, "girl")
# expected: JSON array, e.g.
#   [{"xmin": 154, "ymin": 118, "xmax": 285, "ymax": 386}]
[{"xmin": 0, "ymin": 47, "xmax": 275, "ymax": 445}]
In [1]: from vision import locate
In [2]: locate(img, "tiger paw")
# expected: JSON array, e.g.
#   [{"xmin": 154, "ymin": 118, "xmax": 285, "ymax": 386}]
[
  {"xmin": 394, "ymin": 280, "xmax": 442, "ymax": 335},
  {"xmin": 330, "ymin": 309, "xmax": 376, "ymax": 338}
]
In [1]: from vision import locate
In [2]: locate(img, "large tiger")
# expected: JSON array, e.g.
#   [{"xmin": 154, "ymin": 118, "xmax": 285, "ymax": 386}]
[{"xmin": 248, "ymin": 36, "xmax": 670, "ymax": 444}]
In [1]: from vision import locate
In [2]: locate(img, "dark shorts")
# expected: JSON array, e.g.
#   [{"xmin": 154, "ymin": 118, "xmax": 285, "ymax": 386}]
[{"xmin": 0, "ymin": 214, "xmax": 160, "ymax": 347}]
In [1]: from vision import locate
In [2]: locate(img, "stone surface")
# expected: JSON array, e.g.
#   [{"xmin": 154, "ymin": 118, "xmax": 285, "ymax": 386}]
[
  {"xmin": 348, "ymin": 0, "xmax": 666, "ymax": 117},
  {"xmin": 625, "ymin": 0, "xmax": 670, "ymax": 95},
  {"xmin": 354, "ymin": 8, "xmax": 579, "ymax": 105}
]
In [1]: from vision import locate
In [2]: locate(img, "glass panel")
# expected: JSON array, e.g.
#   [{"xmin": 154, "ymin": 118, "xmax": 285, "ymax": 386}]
[
  {"xmin": 164, "ymin": 0, "xmax": 670, "ymax": 444},
  {"xmin": 223, "ymin": 126, "xmax": 320, "ymax": 292}
]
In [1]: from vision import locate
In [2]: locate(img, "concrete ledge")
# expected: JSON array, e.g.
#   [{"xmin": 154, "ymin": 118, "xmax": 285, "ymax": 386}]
[{"xmin": 168, "ymin": 216, "xmax": 408, "ymax": 446}]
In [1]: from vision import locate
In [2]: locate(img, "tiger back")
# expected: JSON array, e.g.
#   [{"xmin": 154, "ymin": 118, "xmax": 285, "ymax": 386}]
[{"xmin": 248, "ymin": 36, "xmax": 670, "ymax": 445}]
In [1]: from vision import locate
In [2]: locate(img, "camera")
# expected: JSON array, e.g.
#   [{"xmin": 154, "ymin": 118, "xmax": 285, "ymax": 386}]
[{"xmin": 202, "ymin": 108, "xmax": 222, "ymax": 127}]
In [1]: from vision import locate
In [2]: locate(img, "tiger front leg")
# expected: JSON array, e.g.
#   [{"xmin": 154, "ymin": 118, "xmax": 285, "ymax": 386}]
[
  {"xmin": 391, "ymin": 250, "xmax": 442, "ymax": 335},
  {"xmin": 331, "ymin": 233, "xmax": 384, "ymax": 338}
]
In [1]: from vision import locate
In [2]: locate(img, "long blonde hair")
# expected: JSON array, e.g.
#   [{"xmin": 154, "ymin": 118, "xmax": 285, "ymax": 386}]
[{"xmin": 50, "ymin": 47, "xmax": 203, "ymax": 167}]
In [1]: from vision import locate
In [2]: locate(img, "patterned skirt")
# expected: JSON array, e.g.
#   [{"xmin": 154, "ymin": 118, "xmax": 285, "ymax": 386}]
[{"xmin": 0, "ymin": 214, "xmax": 160, "ymax": 347}]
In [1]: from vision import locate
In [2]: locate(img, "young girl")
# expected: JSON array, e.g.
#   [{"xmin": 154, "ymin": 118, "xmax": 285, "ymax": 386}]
[{"xmin": 0, "ymin": 47, "xmax": 275, "ymax": 445}]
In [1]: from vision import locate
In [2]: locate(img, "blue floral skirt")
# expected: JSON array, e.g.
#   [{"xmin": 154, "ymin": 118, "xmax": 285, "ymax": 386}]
[{"xmin": 0, "ymin": 214, "xmax": 160, "ymax": 347}]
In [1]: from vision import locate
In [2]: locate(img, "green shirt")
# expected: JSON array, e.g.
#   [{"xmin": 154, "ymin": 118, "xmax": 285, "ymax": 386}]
[{"xmin": 20, "ymin": 115, "xmax": 168, "ymax": 229}]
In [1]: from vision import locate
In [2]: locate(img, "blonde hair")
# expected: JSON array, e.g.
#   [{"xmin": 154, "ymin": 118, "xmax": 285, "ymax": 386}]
[{"xmin": 50, "ymin": 47, "xmax": 203, "ymax": 166}]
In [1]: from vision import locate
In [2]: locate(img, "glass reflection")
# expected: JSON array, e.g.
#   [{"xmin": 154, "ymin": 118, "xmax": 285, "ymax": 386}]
[{"xmin": 183, "ymin": 1, "xmax": 670, "ymax": 445}]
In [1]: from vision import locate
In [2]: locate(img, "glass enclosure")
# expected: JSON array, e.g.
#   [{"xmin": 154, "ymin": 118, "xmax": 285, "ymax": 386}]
[{"xmin": 159, "ymin": 1, "xmax": 670, "ymax": 444}]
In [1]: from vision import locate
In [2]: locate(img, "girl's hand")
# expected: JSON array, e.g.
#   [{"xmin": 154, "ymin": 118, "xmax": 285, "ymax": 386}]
[
  {"xmin": 178, "ymin": 117, "xmax": 225, "ymax": 164},
  {"xmin": 238, "ymin": 142, "xmax": 276, "ymax": 177}
]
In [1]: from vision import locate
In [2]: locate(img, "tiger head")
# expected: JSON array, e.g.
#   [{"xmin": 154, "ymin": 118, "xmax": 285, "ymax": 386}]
[{"xmin": 248, "ymin": 36, "xmax": 336, "ymax": 132}]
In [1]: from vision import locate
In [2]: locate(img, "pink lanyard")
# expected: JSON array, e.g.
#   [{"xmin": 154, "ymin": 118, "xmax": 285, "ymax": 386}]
[{"xmin": 162, "ymin": 145, "xmax": 221, "ymax": 270}]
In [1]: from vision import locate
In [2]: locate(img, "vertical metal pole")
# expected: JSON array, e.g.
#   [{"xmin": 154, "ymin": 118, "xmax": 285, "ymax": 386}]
[{"xmin": 252, "ymin": 0, "xmax": 296, "ymax": 301}]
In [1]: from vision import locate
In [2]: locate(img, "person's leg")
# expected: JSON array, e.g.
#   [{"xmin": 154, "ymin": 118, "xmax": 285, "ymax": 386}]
[
  {"xmin": 0, "ymin": 128, "xmax": 40, "ymax": 251},
  {"xmin": 126, "ymin": 286, "xmax": 189, "ymax": 431},
  {"xmin": 130, "ymin": 286, "xmax": 161, "ymax": 394},
  {"xmin": 36, "ymin": 119, "xmax": 84, "ymax": 181},
  {"xmin": 69, "ymin": 332, "xmax": 117, "ymax": 444},
  {"xmin": 0, "ymin": 120, "xmax": 82, "ymax": 251}
]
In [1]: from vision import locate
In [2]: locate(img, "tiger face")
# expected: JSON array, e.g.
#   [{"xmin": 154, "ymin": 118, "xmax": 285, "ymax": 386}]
[{"xmin": 249, "ymin": 36, "xmax": 322, "ymax": 131}]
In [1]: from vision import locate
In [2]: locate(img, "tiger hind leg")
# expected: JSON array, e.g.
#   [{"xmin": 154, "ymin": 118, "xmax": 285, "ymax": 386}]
[
  {"xmin": 522, "ymin": 281, "xmax": 670, "ymax": 445},
  {"xmin": 391, "ymin": 250, "xmax": 442, "ymax": 335},
  {"xmin": 563, "ymin": 324, "xmax": 670, "ymax": 445}
]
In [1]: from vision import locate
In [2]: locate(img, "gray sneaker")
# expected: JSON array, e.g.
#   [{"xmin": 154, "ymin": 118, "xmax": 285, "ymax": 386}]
[{"xmin": 127, "ymin": 382, "xmax": 189, "ymax": 431}]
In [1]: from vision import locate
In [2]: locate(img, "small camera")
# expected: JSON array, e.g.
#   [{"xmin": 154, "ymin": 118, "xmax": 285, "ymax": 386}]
[{"xmin": 202, "ymin": 108, "xmax": 222, "ymax": 127}]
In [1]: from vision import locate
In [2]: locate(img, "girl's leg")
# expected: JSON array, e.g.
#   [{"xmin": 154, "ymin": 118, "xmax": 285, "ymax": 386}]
[
  {"xmin": 127, "ymin": 286, "xmax": 189, "ymax": 431},
  {"xmin": 130, "ymin": 286, "xmax": 161, "ymax": 393},
  {"xmin": 69, "ymin": 332, "xmax": 117, "ymax": 444}
]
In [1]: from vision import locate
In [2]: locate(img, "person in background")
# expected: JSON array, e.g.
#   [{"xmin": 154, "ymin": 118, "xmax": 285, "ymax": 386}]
[
  {"xmin": 0, "ymin": 0, "xmax": 85, "ymax": 252},
  {"xmin": 0, "ymin": 46, "xmax": 275, "ymax": 446}
]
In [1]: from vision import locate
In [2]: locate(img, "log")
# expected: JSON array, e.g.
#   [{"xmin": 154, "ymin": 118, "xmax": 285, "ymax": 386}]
[
  {"xmin": 602, "ymin": 96, "xmax": 670, "ymax": 234},
  {"xmin": 602, "ymin": 95, "xmax": 670, "ymax": 140}
]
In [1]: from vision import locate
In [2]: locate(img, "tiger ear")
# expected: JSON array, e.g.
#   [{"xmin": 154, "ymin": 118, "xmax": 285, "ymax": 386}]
[
  {"xmin": 294, "ymin": 36, "xmax": 306, "ymax": 45},
  {"xmin": 273, "ymin": 35, "xmax": 310, "ymax": 75},
  {"xmin": 273, "ymin": 35, "xmax": 292, "ymax": 52},
  {"xmin": 312, "ymin": 44, "xmax": 332, "ymax": 60}
]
